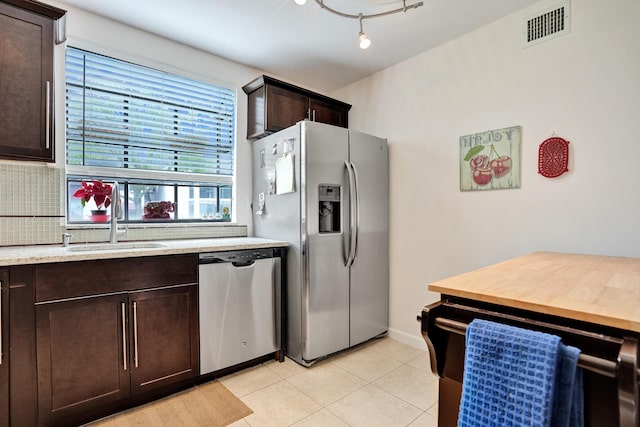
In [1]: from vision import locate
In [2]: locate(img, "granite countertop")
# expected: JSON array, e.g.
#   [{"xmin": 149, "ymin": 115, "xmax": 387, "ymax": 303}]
[
  {"xmin": 428, "ymin": 251, "xmax": 640, "ymax": 333},
  {"xmin": 0, "ymin": 237, "xmax": 288, "ymax": 266}
]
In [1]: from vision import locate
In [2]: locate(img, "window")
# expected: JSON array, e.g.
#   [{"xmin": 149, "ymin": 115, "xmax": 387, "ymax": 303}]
[{"xmin": 65, "ymin": 47, "xmax": 235, "ymax": 223}]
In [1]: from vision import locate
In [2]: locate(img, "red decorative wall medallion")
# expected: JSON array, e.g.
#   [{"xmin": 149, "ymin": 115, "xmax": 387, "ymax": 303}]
[{"xmin": 538, "ymin": 136, "xmax": 569, "ymax": 178}]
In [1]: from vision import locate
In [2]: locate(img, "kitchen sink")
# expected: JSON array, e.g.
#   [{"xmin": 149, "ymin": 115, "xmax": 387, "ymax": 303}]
[{"xmin": 67, "ymin": 242, "xmax": 167, "ymax": 252}]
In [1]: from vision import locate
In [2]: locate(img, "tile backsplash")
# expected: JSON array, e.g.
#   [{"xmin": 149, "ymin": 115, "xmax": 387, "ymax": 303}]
[
  {"xmin": 0, "ymin": 163, "xmax": 64, "ymax": 217},
  {"xmin": 0, "ymin": 217, "xmax": 65, "ymax": 246},
  {"xmin": 0, "ymin": 163, "xmax": 65, "ymax": 246},
  {"xmin": 0, "ymin": 162, "xmax": 247, "ymax": 247},
  {"xmin": 65, "ymin": 223, "xmax": 248, "ymax": 246}
]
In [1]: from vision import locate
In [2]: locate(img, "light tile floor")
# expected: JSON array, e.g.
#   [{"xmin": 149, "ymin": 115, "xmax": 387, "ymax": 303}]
[{"xmin": 222, "ymin": 337, "xmax": 439, "ymax": 427}]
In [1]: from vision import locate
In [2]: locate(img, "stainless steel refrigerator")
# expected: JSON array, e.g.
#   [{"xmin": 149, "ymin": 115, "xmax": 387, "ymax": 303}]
[{"xmin": 252, "ymin": 121, "xmax": 389, "ymax": 366}]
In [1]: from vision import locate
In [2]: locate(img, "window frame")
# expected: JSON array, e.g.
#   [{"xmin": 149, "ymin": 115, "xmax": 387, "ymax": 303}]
[
  {"xmin": 66, "ymin": 176, "xmax": 233, "ymax": 223},
  {"xmin": 63, "ymin": 43, "xmax": 238, "ymax": 225}
]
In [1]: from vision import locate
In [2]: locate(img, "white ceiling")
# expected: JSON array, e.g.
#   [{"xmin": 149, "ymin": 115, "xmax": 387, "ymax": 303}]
[{"xmin": 59, "ymin": 0, "xmax": 541, "ymax": 93}]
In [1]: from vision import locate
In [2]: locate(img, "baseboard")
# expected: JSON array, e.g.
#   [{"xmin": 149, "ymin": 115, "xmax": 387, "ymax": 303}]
[{"xmin": 387, "ymin": 328, "xmax": 427, "ymax": 350}]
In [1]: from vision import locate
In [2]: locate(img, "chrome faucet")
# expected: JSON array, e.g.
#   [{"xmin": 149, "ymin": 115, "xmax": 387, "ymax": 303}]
[{"xmin": 109, "ymin": 181, "xmax": 124, "ymax": 244}]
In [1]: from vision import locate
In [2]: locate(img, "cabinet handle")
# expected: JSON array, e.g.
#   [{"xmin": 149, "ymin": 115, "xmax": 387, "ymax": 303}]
[
  {"xmin": 45, "ymin": 81, "xmax": 51, "ymax": 150},
  {"xmin": 133, "ymin": 301, "xmax": 139, "ymax": 368},
  {"xmin": 312, "ymin": 109, "xmax": 316, "ymax": 121},
  {"xmin": 121, "ymin": 302, "xmax": 127, "ymax": 371}
]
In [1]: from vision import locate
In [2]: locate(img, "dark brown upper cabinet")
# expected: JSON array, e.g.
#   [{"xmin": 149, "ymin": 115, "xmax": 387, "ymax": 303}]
[
  {"xmin": 243, "ymin": 75, "xmax": 351, "ymax": 140},
  {"xmin": 0, "ymin": 0, "xmax": 66, "ymax": 162}
]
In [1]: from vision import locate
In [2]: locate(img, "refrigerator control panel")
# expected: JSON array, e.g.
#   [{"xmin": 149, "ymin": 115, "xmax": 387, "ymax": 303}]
[{"xmin": 319, "ymin": 184, "xmax": 340, "ymax": 202}]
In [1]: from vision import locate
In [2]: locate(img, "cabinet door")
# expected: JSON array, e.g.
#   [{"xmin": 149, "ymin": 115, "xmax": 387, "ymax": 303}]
[
  {"xmin": 129, "ymin": 285, "xmax": 198, "ymax": 395},
  {"xmin": 309, "ymin": 97, "xmax": 349, "ymax": 128},
  {"xmin": 265, "ymin": 85, "xmax": 308, "ymax": 134},
  {"xmin": 0, "ymin": 269, "xmax": 8, "ymax": 427},
  {"xmin": 9, "ymin": 266, "xmax": 37, "ymax": 427},
  {"xmin": 0, "ymin": 3, "xmax": 55, "ymax": 162},
  {"xmin": 36, "ymin": 293, "xmax": 131, "ymax": 425}
]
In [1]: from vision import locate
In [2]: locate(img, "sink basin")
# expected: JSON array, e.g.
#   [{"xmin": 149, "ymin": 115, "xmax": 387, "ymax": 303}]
[{"xmin": 68, "ymin": 242, "xmax": 167, "ymax": 252}]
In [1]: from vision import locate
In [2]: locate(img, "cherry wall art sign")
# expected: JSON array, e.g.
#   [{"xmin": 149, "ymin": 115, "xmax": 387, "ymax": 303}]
[{"xmin": 459, "ymin": 125, "xmax": 521, "ymax": 191}]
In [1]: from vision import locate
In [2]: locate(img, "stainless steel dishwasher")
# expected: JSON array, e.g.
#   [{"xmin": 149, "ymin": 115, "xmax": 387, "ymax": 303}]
[{"xmin": 199, "ymin": 248, "xmax": 281, "ymax": 375}]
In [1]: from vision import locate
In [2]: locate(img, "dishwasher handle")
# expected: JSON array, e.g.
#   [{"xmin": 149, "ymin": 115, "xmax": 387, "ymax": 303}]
[{"xmin": 231, "ymin": 260, "xmax": 255, "ymax": 268}]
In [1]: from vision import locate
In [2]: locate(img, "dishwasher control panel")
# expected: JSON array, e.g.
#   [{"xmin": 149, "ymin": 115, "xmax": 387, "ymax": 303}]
[{"xmin": 199, "ymin": 248, "xmax": 275, "ymax": 264}]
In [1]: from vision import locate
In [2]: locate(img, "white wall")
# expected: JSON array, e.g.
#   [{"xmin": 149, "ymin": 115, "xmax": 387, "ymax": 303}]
[
  {"xmin": 332, "ymin": 0, "xmax": 640, "ymax": 347},
  {"xmin": 50, "ymin": 1, "xmax": 262, "ymax": 231}
]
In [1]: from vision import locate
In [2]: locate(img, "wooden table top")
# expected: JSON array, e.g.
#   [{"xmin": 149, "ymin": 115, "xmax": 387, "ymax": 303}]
[{"xmin": 428, "ymin": 251, "xmax": 640, "ymax": 333}]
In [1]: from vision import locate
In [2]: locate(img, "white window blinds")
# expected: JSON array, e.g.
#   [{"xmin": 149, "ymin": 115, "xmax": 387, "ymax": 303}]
[{"xmin": 65, "ymin": 47, "xmax": 235, "ymax": 177}]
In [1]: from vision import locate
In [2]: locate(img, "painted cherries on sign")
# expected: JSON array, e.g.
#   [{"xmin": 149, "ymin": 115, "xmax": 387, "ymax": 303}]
[{"xmin": 465, "ymin": 144, "xmax": 512, "ymax": 185}]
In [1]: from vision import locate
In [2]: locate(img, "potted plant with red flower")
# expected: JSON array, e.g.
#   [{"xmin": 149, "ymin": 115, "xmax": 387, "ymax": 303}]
[{"xmin": 73, "ymin": 180, "xmax": 113, "ymax": 222}]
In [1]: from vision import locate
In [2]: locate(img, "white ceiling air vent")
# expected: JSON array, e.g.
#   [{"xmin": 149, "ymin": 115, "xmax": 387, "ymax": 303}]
[{"xmin": 524, "ymin": 1, "xmax": 570, "ymax": 47}]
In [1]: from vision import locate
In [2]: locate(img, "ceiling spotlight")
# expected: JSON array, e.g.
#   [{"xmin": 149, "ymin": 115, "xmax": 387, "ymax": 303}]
[
  {"xmin": 358, "ymin": 15, "xmax": 370, "ymax": 49},
  {"xmin": 358, "ymin": 33, "xmax": 371, "ymax": 49},
  {"xmin": 296, "ymin": 0, "xmax": 423, "ymax": 49}
]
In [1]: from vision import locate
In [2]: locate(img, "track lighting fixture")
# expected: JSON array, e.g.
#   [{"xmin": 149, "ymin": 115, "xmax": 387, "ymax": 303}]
[
  {"xmin": 358, "ymin": 14, "xmax": 371, "ymax": 50},
  {"xmin": 295, "ymin": 0, "xmax": 423, "ymax": 49}
]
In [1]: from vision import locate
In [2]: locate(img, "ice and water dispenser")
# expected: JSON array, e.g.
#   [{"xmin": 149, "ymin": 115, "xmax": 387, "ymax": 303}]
[{"xmin": 318, "ymin": 184, "xmax": 340, "ymax": 233}]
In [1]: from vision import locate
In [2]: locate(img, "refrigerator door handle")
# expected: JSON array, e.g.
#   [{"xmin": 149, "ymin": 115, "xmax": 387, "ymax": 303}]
[
  {"xmin": 350, "ymin": 161, "xmax": 360, "ymax": 267},
  {"xmin": 344, "ymin": 160, "xmax": 357, "ymax": 267}
]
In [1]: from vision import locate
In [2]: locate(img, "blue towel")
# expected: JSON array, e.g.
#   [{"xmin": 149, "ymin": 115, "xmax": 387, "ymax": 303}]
[
  {"xmin": 458, "ymin": 319, "xmax": 584, "ymax": 427},
  {"xmin": 552, "ymin": 344, "xmax": 583, "ymax": 427}
]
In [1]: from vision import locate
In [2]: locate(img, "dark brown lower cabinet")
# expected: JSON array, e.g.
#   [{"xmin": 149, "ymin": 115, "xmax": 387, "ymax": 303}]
[
  {"xmin": 129, "ymin": 286, "xmax": 199, "ymax": 395},
  {"xmin": 9, "ymin": 265, "xmax": 37, "ymax": 427},
  {"xmin": 0, "ymin": 268, "xmax": 9, "ymax": 427},
  {"xmin": 36, "ymin": 293, "xmax": 130, "ymax": 426},
  {"xmin": 36, "ymin": 284, "xmax": 198, "ymax": 427}
]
